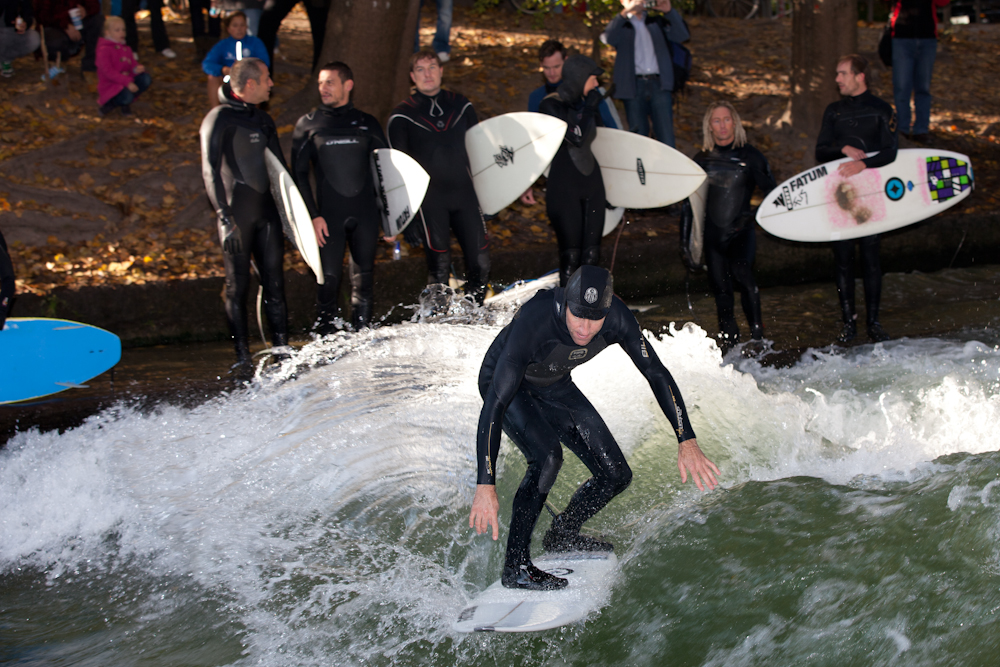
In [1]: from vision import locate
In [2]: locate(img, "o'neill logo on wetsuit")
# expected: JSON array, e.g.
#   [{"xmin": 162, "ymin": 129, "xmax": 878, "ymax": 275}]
[
  {"xmin": 569, "ymin": 349, "xmax": 588, "ymax": 360},
  {"xmin": 493, "ymin": 145, "xmax": 514, "ymax": 168},
  {"xmin": 325, "ymin": 138, "xmax": 358, "ymax": 145},
  {"xmin": 636, "ymin": 158, "xmax": 646, "ymax": 185}
]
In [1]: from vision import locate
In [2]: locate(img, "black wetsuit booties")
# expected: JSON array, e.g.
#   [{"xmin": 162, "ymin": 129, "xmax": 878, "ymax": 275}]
[
  {"xmin": 680, "ymin": 142, "xmax": 776, "ymax": 350},
  {"xmin": 816, "ymin": 90, "xmax": 898, "ymax": 343},
  {"xmin": 539, "ymin": 55, "xmax": 606, "ymax": 287},
  {"xmin": 200, "ymin": 85, "xmax": 289, "ymax": 363},
  {"xmin": 291, "ymin": 102, "xmax": 387, "ymax": 331},
  {"xmin": 386, "ymin": 89, "xmax": 490, "ymax": 303},
  {"xmin": 477, "ymin": 266, "xmax": 697, "ymax": 589},
  {"xmin": 0, "ymin": 229, "xmax": 15, "ymax": 330}
]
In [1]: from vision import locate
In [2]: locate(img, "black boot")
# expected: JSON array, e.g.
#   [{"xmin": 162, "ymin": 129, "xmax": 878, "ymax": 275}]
[
  {"xmin": 837, "ymin": 317, "xmax": 858, "ymax": 344},
  {"xmin": 231, "ymin": 338, "xmax": 253, "ymax": 379},
  {"xmin": 501, "ymin": 562, "xmax": 568, "ymax": 590},
  {"xmin": 867, "ymin": 321, "xmax": 890, "ymax": 342}
]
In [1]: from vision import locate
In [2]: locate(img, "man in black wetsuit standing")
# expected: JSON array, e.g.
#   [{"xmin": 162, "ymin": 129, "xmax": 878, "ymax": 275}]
[
  {"xmin": 538, "ymin": 54, "xmax": 607, "ymax": 287},
  {"xmin": 387, "ymin": 50, "xmax": 490, "ymax": 304},
  {"xmin": 680, "ymin": 101, "xmax": 776, "ymax": 353},
  {"xmin": 469, "ymin": 266, "xmax": 719, "ymax": 590},
  {"xmin": 200, "ymin": 57, "xmax": 289, "ymax": 367},
  {"xmin": 292, "ymin": 61, "xmax": 387, "ymax": 332},
  {"xmin": 815, "ymin": 54, "xmax": 897, "ymax": 344}
]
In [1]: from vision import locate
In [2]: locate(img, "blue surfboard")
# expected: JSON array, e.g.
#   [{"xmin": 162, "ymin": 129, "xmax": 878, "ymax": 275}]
[{"xmin": 0, "ymin": 318, "xmax": 122, "ymax": 404}]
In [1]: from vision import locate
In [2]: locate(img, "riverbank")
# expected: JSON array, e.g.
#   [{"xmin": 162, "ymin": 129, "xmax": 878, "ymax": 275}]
[{"xmin": 1, "ymin": 7, "xmax": 997, "ymax": 344}]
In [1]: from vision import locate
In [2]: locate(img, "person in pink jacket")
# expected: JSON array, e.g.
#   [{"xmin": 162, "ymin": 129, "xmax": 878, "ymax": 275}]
[{"xmin": 95, "ymin": 16, "xmax": 152, "ymax": 116}]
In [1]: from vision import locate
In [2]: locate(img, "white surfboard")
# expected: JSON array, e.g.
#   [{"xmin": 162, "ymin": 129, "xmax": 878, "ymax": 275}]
[
  {"xmin": 466, "ymin": 112, "xmax": 567, "ymax": 215},
  {"xmin": 454, "ymin": 551, "xmax": 617, "ymax": 633},
  {"xmin": 591, "ymin": 128, "xmax": 706, "ymax": 209},
  {"xmin": 264, "ymin": 150, "xmax": 324, "ymax": 284},
  {"xmin": 686, "ymin": 181, "xmax": 709, "ymax": 266},
  {"xmin": 756, "ymin": 149, "xmax": 974, "ymax": 242},
  {"xmin": 483, "ymin": 271, "xmax": 560, "ymax": 308},
  {"xmin": 603, "ymin": 206, "xmax": 625, "ymax": 236},
  {"xmin": 371, "ymin": 148, "xmax": 429, "ymax": 237}
]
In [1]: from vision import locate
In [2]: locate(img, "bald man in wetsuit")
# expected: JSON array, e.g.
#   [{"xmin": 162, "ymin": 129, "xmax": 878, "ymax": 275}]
[
  {"xmin": 200, "ymin": 57, "xmax": 289, "ymax": 367},
  {"xmin": 815, "ymin": 54, "xmax": 897, "ymax": 344},
  {"xmin": 469, "ymin": 266, "xmax": 719, "ymax": 590}
]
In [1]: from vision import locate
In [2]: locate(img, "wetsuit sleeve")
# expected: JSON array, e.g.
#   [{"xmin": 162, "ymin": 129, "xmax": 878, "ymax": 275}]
[
  {"xmin": 814, "ymin": 104, "xmax": 842, "ymax": 164},
  {"xmin": 612, "ymin": 299, "xmax": 697, "ymax": 443},
  {"xmin": 861, "ymin": 103, "xmax": 898, "ymax": 170},
  {"xmin": 199, "ymin": 109, "xmax": 232, "ymax": 219},
  {"xmin": 747, "ymin": 146, "xmax": 777, "ymax": 193},
  {"xmin": 386, "ymin": 115, "xmax": 410, "ymax": 155},
  {"xmin": 368, "ymin": 115, "xmax": 388, "ymax": 150},
  {"xmin": 475, "ymin": 328, "xmax": 531, "ymax": 485},
  {"xmin": 290, "ymin": 120, "xmax": 320, "ymax": 219},
  {"xmin": 202, "ymin": 39, "xmax": 228, "ymax": 77}
]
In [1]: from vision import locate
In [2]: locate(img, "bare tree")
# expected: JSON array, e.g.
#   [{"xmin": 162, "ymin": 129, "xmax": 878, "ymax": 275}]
[
  {"xmin": 790, "ymin": 0, "xmax": 857, "ymax": 136},
  {"xmin": 315, "ymin": 0, "xmax": 422, "ymax": 124}
]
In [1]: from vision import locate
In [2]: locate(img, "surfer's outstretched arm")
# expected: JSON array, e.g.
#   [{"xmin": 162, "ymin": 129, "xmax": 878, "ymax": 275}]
[
  {"xmin": 677, "ymin": 438, "xmax": 719, "ymax": 492},
  {"xmin": 469, "ymin": 484, "xmax": 500, "ymax": 540}
]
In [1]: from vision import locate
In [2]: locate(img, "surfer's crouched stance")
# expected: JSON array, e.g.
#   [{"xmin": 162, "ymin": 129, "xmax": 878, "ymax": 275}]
[
  {"xmin": 538, "ymin": 54, "xmax": 607, "ymax": 287},
  {"xmin": 200, "ymin": 58, "xmax": 289, "ymax": 366},
  {"xmin": 680, "ymin": 101, "xmax": 776, "ymax": 353},
  {"xmin": 292, "ymin": 61, "xmax": 387, "ymax": 332},
  {"xmin": 387, "ymin": 50, "xmax": 490, "ymax": 304},
  {"xmin": 469, "ymin": 266, "xmax": 720, "ymax": 590}
]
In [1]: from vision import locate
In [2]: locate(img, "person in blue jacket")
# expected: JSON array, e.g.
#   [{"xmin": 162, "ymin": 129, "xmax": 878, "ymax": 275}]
[
  {"xmin": 603, "ymin": 0, "xmax": 689, "ymax": 147},
  {"xmin": 202, "ymin": 11, "xmax": 269, "ymax": 108}
]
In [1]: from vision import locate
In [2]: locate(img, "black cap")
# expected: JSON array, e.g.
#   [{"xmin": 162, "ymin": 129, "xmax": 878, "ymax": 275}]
[{"xmin": 565, "ymin": 266, "xmax": 614, "ymax": 320}]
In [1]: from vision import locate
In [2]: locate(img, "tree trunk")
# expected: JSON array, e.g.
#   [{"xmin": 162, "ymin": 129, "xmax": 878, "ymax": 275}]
[
  {"xmin": 790, "ymin": 0, "xmax": 858, "ymax": 137},
  {"xmin": 316, "ymin": 0, "xmax": 422, "ymax": 125}
]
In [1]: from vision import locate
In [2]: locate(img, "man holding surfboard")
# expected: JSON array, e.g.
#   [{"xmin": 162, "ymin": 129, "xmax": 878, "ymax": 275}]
[
  {"xmin": 815, "ymin": 54, "xmax": 897, "ymax": 343},
  {"xmin": 200, "ymin": 57, "xmax": 289, "ymax": 367},
  {"xmin": 469, "ymin": 266, "xmax": 719, "ymax": 590},
  {"xmin": 291, "ymin": 61, "xmax": 387, "ymax": 332},
  {"xmin": 387, "ymin": 50, "xmax": 491, "ymax": 304}
]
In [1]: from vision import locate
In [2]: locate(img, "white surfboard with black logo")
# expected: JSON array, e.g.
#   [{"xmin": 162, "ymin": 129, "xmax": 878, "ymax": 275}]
[{"xmin": 453, "ymin": 551, "xmax": 617, "ymax": 633}]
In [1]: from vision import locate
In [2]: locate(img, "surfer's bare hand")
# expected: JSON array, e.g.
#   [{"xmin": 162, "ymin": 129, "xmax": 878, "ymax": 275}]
[
  {"xmin": 837, "ymin": 160, "xmax": 867, "ymax": 178},
  {"xmin": 312, "ymin": 217, "xmax": 328, "ymax": 247},
  {"xmin": 677, "ymin": 438, "xmax": 719, "ymax": 492},
  {"xmin": 519, "ymin": 188, "xmax": 536, "ymax": 205},
  {"xmin": 470, "ymin": 484, "xmax": 500, "ymax": 540},
  {"xmin": 841, "ymin": 145, "xmax": 866, "ymax": 161}
]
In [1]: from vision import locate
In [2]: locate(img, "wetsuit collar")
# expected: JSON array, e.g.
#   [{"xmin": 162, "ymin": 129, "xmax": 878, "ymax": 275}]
[
  {"xmin": 320, "ymin": 101, "xmax": 354, "ymax": 116},
  {"xmin": 414, "ymin": 90, "xmax": 445, "ymax": 117}
]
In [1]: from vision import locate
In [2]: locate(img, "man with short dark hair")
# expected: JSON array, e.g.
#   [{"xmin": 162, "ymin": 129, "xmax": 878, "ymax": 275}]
[
  {"xmin": 604, "ymin": 0, "xmax": 688, "ymax": 147},
  {"xmin": 292, "ymin": 62, "xmax": 387, "ymax": 332},
  {"xmin": 528, "ymin": 39, "xmax": 621, "ymax": 129},
  {"xmin": 815, "ymin": 54, "xmax": 898, "ymax": 343},
  {"xmin": 200, "ymin": 57, "xmax": 289, "ymax": 368},
  {"xmin": 469, "ymin": 265, "xmax": 719, "ymax": 590},
  {"xmin": 387, "ymin": 50, "xmax": 490, "ymax": 303}
]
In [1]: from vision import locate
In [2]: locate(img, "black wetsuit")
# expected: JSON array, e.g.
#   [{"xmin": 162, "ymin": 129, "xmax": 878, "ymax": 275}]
[
  {"xmin": 0, "ymin": 229, "xmax": 14, "ymax": 330},
  {"xmin": 815, "ymin": 90, "xmax": 898, "ymax": 334},
  {"xmin": 477, "ymin": 288, "xmax": 696, "ymax": 568},
  {"xmin": 200, "ymin": 86, "xmax": 289, "ymax": 359},
  {"xmin": 387, "ymin": 89, "xmax": 490, "ymax": 302},
  {"xmin": 539, "ymin": 76, "xmax": 606, "ymax": 287},
  {"xmin": 680, "ymin": 142, "xmax": 776, "ymax": 346},
  {"xmin": 291, "ymin": 102, "xmax": 387, "ymax": 330}
]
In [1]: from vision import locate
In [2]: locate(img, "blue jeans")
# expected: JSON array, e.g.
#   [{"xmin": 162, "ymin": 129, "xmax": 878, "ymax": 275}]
[
  {"xmin": 105, "ymin": 72, "xmax": 152, "ymax": 109},
  {"xmin": 243, "ymin": 8, "xmax": 262, "ymax": 36},
  {"xmin": 892, "ymin": 37, "xmax": 937, "ymax": 135},
  {"xmin": 623, "ymin": 75, "xmax": 675, "ymax": 147},
  {"xmin": 413, "ymin": 0, "xmax": 452, "ymax": 55}
]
